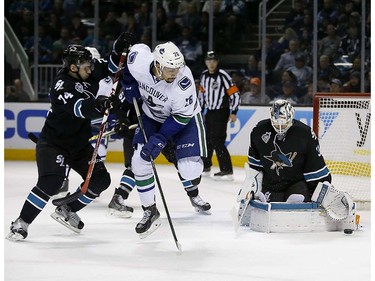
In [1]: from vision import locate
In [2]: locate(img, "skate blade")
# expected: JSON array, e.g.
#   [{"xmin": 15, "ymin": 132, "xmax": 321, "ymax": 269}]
[
  {"xmin": 107, "ymin": 208, "xmax": 133, "ymax": 218},
  {"xmin": 6, "ymin": 232, "xmax": 25, "ymax": 242},
  {"xmin": 138, "ymin": 218, "xmax": 161, "ymax": 239},
  {"xmin": 194, "ymin": 207, "xmax": 212, "ymax": 215},
  {"xmin": 50, "ymin": 213, "xmax": 81, "ymax": 234}
]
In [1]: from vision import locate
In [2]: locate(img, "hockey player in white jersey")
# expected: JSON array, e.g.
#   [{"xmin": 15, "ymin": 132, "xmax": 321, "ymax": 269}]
[{"xmin": 109, "ymin": 37, "xmax": 211, "ymax": 238}]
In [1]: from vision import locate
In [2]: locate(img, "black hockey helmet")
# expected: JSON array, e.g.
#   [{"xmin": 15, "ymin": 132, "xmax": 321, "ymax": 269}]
[{"xmin": 62, "ymin": 44, "xmax": 93, "ymax": 69}]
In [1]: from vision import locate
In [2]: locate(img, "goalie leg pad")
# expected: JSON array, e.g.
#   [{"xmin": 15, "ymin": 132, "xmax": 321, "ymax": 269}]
[{"xmin": 311, "ymin": 182, "xmax": 353, "ymax": 221}]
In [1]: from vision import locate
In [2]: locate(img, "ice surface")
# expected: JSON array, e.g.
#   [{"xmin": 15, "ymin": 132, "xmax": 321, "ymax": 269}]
[{"xmin": 3, "ymin": 161, "xmax": 371, "ymax": 281}]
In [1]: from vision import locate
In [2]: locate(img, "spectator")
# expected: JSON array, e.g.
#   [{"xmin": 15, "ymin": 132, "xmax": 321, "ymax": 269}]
[
  {"xmin": 302, "ymin": 81, "xmax": 314, "ymax": 105},
  {"xmin": 178, "ymin": 2, "xmax": 201, "ymax": 30},
  {"xmin": 82, "ymin": 27, "xmax": 109, "ymax": 57},
  {"xmin": 100, "ymin": 11, "xmax": 122, "ymax": 42},
  {"xmin": 68, "ymin": 12, "xmax": 88, "ymax": 43},
  {"xmin": 317, "ymin": 75, "xmax": 331, "ymax": 92},
  {"xmin": 284, "ymin": 0, "xmax": 305, "ymax": 33},
  {"xmin": 342, "ymin": 71, "xmax": 361, "ymax": 92},
  {"xmin": 46, "ymin": 12, "xmax": 62, "ymax": 41},
  {"xmin": 5, "ymin": 79, "xmax": 30, "ymax": 102},
  {"xmin": 276, "ymin": 27, "xmax": 299, "ymax": 54},
  {"xmin": 174, "ymin": 26, "xmax": 203, "ymax": 77},
  {"xmin": 24, "ymin": 25, "xmax": 53, "ymax": 64},
  {"xmin": 52, "ymin": 26, "xmax": 72, "ymax": 62},
  {"xmin": 319, "ymin": 23, "xmax": 341, "ymax": 60},
  {"xmin": 266, "ymin": 70, "xmax": 298, "ymax": 100},
  {"xmin": 158, "ymin": 13, "xmax": 181, "ymax": 41},
  {"xmin": 287, "ymin": 53, "xmax": 312, "ymax": 93},
  {"xmin": 318, "ymin": 55, "xmax": 341, "ymax": 81},
  {"xmin": 134, "ymin": 2, "xmax": 152, "ymax": 33},
  {"xmin": 231, "ymin": 70, "xmax": 246, "ymax": 94},
  {"xmin": 274, "ymin": 39, "xmax": 303, "ymax": 72},
  {"xmin": 121, "ymin": 14, "xmax": 143, "ymax": 42},
  {"xmin": 195, "ymin": 11, "xmax": 209, "ymax": 52},
  {"xmin": 269, "ymin": 81, "xmax": 299, "ymax": 105},
  {"xmin": 243, "ymin": 54, "xmax": 261, "ymax": 79},
  {"xmin": 241, "ymin": 77, "xmax": 269, "ymax": 105},
  {"xmin": 330, "ymin": 78, "xmax": 343, "ymax": 93},
  {"xmin": 156, "ymin": 6, "xmax": 167, "ymax": 41},
  {"xmin": 12, "ymin": 9, "xmax": 34, "ymax": 46},
  {"xmin": 338, "ymin": 24, "xmax": 361, "ymax": 62},
  {"xmin": 317, "ymin": 0, "xmax": 340, "ymax": 26}
]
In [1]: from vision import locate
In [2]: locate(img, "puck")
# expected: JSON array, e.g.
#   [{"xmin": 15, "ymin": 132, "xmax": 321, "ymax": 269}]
[{"xmin": 344, "ymin": 229, "xmax": 353, "ymax": 234}]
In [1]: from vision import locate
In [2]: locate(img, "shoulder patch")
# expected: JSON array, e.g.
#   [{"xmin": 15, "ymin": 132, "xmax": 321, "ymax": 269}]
[
  {"xmin": 178, "ymin": 76, "xmax": 192, "ymax": 91},
  {"xmin": 128, "ymin": 51, "xmax": 138, "ymax": 64}
]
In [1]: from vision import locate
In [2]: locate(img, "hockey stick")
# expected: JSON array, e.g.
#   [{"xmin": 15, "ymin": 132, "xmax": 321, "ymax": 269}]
[
  {"xmin": 230, "ymin": 192, "xmax": 254, "ymax": 232},
  {"xmin": 133, "ymin": 97, "xmax": 182, "ymax": 252},
  {"xmin": 52, "ymin": 48, "xmax": 129, "ymax": 207}
]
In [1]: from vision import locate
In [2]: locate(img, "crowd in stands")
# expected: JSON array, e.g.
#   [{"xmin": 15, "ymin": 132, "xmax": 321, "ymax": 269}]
[{"xmin": 4, "ymin": 0, "xmax": 370, "ymax": 105}]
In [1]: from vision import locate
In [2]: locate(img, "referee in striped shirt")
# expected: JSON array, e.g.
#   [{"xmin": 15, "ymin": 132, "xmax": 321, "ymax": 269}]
[{"xmin": 198, "ymin": 51, "xmax": 240, "ymax": 181}]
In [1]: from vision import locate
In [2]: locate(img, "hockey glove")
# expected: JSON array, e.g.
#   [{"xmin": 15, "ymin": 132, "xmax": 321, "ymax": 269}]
[
  {"xmin": 113, "ymin": 32, "xmax": 135, "ymax": 55},
  {"xmin": 114, "ymin": 118, "xmax": 136, "ymax": 139},
  {"xmin": 95, "ymin": 95, "xmax": 112, "ymax": 114},
  {"xmin": 122, "ymin": 81, "xmax": 141, "ymax": 104},
  {"xmin": 140, "ymin": 133, "xmax": 167, "ymax": 161}
]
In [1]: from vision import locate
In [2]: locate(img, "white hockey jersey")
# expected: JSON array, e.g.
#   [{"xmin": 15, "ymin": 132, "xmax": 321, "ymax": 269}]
[{"xmin": 127, "ymin": 44, "xmax": 201, "ymax": 123}]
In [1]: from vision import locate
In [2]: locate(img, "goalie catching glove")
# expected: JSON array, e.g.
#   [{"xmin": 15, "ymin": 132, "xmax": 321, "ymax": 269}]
[{"xmin": 311, "ymin": 181, "xmax": 353, "ymax": 221}]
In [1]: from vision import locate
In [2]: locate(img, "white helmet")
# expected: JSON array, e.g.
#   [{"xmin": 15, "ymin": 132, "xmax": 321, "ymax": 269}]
[
  {"xmin": 270, "ymin": 99, "xmax": 295, "ymax": 136},
  {"xmin": 153, "ymin": 41, "xmax": 185, "ymax": 70}
]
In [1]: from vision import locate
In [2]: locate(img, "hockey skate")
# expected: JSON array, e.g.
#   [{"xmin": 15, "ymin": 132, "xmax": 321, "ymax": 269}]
[
  {"xmin": 6, "ymin": 217, "xmax": 29, "ymax": 241},
  {"xmin": 202, "ymin": 167, "xmax": 211, "ymax": 177},
  {"xmin": 212, "ymin": 171, "xmax": 233, "ymax": 181},
  {"xmin": 190, "ymin": 195, "xmax": 211, "ymax": 215},
  {"xmin": 135, "ymin": 204, "xmax": 161, "ymax": 239},
  {"xmin": 108, "ymin": 192, "xmax": 134, "ymax": 218},
  {"xmin": 50, "ymin": 204, "xmax": 84, "ymax": 233}
]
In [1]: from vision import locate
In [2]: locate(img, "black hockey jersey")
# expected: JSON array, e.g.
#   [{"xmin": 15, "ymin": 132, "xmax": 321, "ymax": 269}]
[
  {"xmin": 39, "ymin": 68, "xmax": 105, "ymax": 154},
  {"xmin": 248, "ymin": 119, "xmax": 331, "ymax": 192}
]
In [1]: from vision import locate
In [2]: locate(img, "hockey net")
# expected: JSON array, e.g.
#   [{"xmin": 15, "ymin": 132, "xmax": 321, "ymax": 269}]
[{"xmin": 313, "ymin": 93, "xmax": 371, "ymax": 209}]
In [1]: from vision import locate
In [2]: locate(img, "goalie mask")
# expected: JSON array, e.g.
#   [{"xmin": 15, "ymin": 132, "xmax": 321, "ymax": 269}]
[
  {"xmin": 270, "ymin": 99, "xmax": 295, "ymax": 136},
  {"xmin": 153, "ymin": 41, "xmax": 185, "ymax": 80}
]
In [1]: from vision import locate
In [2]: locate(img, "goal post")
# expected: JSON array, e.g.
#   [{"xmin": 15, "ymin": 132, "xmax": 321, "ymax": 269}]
[{"xmin": 313, "ymin": 93, "xmax": 371, "ymax": 209}]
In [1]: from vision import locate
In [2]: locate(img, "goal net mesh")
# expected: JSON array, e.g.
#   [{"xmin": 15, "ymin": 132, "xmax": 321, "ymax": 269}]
[{"xmin": 313, "ymin": 94, "xmax": 371, "ymax": 208}]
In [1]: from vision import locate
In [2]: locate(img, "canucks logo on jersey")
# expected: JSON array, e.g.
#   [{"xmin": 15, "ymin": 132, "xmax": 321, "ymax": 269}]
[{"xmin": 264, "ymin": 142, "xmax": 297, "ymax": 176}]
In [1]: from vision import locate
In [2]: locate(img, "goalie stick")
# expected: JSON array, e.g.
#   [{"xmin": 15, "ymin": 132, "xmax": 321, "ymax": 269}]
[
  {"xmin": 133, "ymin": 97, "xmax": 182, "ymax": 252},
  {"xmin": 52, "ymin": 47, "xmax": 130, "ymax": 207}
]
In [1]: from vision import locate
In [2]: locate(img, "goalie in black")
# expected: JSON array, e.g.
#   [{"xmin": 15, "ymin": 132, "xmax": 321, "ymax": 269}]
[{"xmin": 238, "ymin": 99, "xmax": 354, "ymax": 223}]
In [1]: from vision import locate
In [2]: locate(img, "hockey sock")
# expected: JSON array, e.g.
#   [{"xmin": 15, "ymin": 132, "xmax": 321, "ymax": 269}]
[
  {"xmin": 68, "ymin": 189, "xmax": 98, "ymax": 212},
  {"xmin": 117, "ymin": 168, "xmax": 136, "ymax": 199},
  {"xmin": 20, "ymin": 186, "xmax": 50, "ymax": 224},
  {"xmin": 178, "ymin": 173, "xmax": 199, "ymax": 197}
]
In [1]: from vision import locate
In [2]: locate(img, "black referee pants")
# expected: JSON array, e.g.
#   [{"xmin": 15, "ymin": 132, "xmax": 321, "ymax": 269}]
[{"xmin": 203, "ymin": 108, "xmax": 233, "ymax": 173}]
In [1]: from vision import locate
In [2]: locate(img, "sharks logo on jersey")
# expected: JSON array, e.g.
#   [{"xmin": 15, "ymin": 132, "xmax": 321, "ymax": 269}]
[{"xmin": 264, "ymin": 141, "xmax": 297, "ymax": 176}]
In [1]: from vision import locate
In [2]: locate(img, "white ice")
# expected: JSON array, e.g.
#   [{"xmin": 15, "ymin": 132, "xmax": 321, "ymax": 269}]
[{"xmin": 3, "ymin": 161, "xmax": 372, "ymax": 281}]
